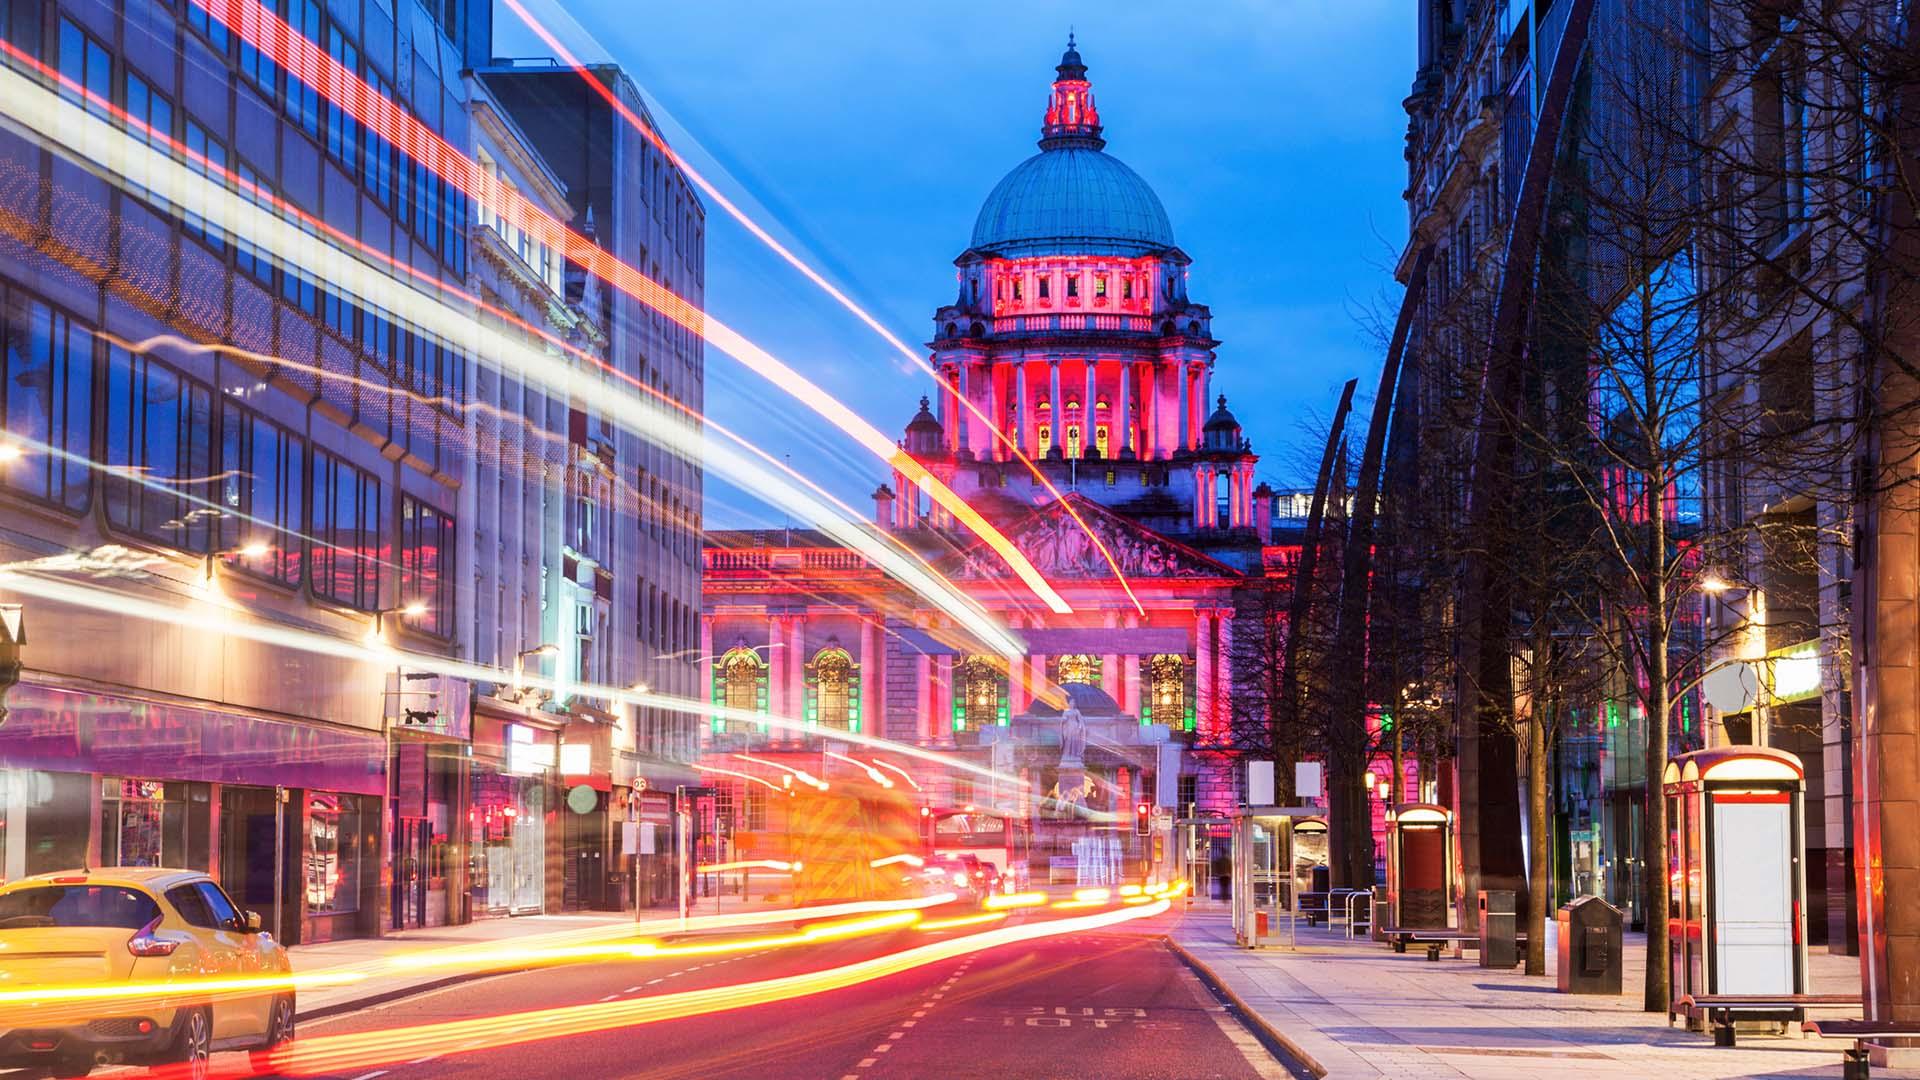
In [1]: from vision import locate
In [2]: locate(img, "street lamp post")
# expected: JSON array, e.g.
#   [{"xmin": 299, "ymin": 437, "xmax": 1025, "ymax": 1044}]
[
  {"xmin": 0, "ymin": 602, "xmax": 24, "ymax": 726},
  {"xmin": 513, "ymin": 643, "xmax": 560, "ymax": 699}
]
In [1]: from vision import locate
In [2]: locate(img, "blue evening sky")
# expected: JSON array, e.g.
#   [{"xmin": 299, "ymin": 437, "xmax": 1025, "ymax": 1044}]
[{"xmin": 507, "ymin": 1, "xmax": 1411, "ymax": 527}]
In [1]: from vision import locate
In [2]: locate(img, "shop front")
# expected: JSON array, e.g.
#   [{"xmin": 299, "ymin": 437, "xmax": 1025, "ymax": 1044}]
[
  {"xmin": 558, "ymin": 710, "xmax": 616, "ymax": 912},
  {"xmin": 470, "ymin": 703, "xmax": 559, "ymax": 917},
  {"xmin": 0, "ymin": 682, "xmax": 385, "ymax": 944},
  {"xmin": 387, "ymin": 674, "xmax": 474, "ymax": 930}
]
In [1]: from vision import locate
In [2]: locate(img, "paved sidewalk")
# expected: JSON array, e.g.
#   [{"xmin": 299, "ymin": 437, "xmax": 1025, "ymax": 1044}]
[{"xmin": 1169, "ymin": 902, "xmax": 1919, "ymax": 1080}]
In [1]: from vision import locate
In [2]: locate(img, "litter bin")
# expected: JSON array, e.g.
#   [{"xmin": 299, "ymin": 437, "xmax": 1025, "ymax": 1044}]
[
  {"xmin": 1557, "ymin": 896, "xmax": 1623, "ymax": 994},
  {"xmin": 1478, "ymin": 889, "xmax": 1518, "ymax": 969}
]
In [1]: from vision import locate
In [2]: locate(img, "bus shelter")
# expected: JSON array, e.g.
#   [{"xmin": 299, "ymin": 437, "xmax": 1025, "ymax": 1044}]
[
  {"xmin": 1385, "ymin": 804, "xmax": 1454, "ymax": 932},
  {"xmin": 1663, "ymin": 746, "xmax": 1808, "ymax": 1029},
  {"xmin": 1230, "ymin": 807, "xmax": 1319, "ymax": 948},
  {"xmin": 1292, "ymin": 817, "xmax": 1330, "ymax": 902}
]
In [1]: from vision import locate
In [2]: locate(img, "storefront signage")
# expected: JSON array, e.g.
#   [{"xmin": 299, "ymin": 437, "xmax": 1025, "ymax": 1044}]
[
  {"xmin": 1764, "ymin": 641, "xmax": 1822, "ymax": 706},
  {"xmin": 505, "ymin": 723, "xmax": 555, "ymax": 776},
  {"xmin": 383, "ymin": 671, "xmax": 472, "ymax": 741},
  {"xmin": 566, "ymin": 783, "xmax": 598, "ymax": 814},
  {"xmin": 0, "ymin": 683, "xmax": 385, "ymax": 795}
]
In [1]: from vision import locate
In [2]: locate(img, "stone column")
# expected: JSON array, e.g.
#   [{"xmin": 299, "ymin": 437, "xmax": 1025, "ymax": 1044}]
[
  {"xmin": 768, "ymin": 615, "xmax": 789, "ymax": 719},
  {"xmin": 916, "ymin": 652, "xmax": 933, "ymax": 746},
  {"xmin": 934, "ymin": 654, "xmax": 954, "ymax": 744},
  {"xmin": 699, "ymin": 614, "xmax": 714, "ymax": 729},
  {"xmin": 955, "ymin": 365, "xmax": 970, "ymax": 456},
  {"xmin": 1101, "ymin": 612, "xmax": 1121, "ymax": 702},
  {"xmin": 860, "ymin": 617, "xmax": 882, "ymax": 736},
  {"xmin": 1216, "ymin": 608, "xmax": 1234, "ymax": 737},
  {"xmin": 1195, "ymin": 610, "xmax": 1215, "ymax": 741},
  {"xmin": 1084, "ymin": 361, "xmax": 1097, "ymax": 458},
  {"xmin": 1048, "ymin": 360, "xmax": 1063, "ymax": 452},
  {"xmin": 987, "ymin": 363, "xmax": 1003, "ymax": 460},
  {"xmin": 1123, "ymin": 647, "xmax": 1141, "ymax": 718},
  {"xmin": 1017, "ymin": 361, "xmax": 1032, "ymax": 455},
  {"xmin": 1117, "ymin": 362, "xmax": 1133, "ymax": 456},
  {"xmin": 788, "ymin": 614, "xmax": 808, "ymax": 741},
  {"xmin": 1177, "ymin": 361, "xmax": 1191, "ymax": 452}
]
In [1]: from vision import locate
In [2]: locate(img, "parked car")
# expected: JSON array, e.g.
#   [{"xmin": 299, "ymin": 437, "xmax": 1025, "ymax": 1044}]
[
  {"xmin": 920, "ymin": 857, "xmax": 983, "ymax": 902},
  {"xmin": 0, "ymin": 868, "xmax": 295, "ymax": 1078}
]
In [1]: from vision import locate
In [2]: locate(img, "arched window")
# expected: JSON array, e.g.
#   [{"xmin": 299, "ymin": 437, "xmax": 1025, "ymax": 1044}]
[
  {"xmin": 1146, "ymin": 654, "xmax": 1189, "ymax": 730},
  {"xmin": 1038, "ymin": 424, "xmax": 1052, "ymax": 457},
  {"xmin": 1065, "ymin": 424, "xmax": 1082, "ymax": 458},
  {"xmin": 806, "ymin": 645, "xmax": 858, "ymax": 731},
  {"xmin": 1056, "ymin": 654, "xmax": 1099, "ymax": 685},
  {"xmin": 957, "ymin": 656, "xmax": 1009, "ymax": 731},
  {"xmin": 1094, "ymin": 425, "xmax": 1109, "ymax": 458},
  {"xmin": 713, "ymin": 646, "xmax": 768, "ymax": 733}
]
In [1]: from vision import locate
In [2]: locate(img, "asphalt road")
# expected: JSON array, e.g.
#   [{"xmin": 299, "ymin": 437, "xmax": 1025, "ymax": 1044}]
[
  {"xmin": 285, "ymin": 908, "xmax": 1295, "ymax": 1080},
  {"xmin": 11, "ymin": 907, "xmax": 1297, "ymax": 1080}
]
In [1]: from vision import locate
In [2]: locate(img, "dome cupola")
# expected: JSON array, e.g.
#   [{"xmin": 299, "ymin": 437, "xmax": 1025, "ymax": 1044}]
[
  {"xmin": 1202, "ymin": 395, "xmax": 1245, "ymax": 452},
  {"xmin": 966, "ymin": 39, "xmax": 1176, "ymax": 259},
  {"xmin": 904, "ymin": 396, "xmax": 945, "ymax": 456}
]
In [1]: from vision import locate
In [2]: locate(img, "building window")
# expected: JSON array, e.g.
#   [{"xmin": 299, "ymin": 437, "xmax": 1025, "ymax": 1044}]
[
  {"xmin": 102, "ymin": 344, "xmax": 216, "ymax": 552},
  {"xmin": 218, "ymin": 399, "xmax": 305, "ymax": 587},
  {"xmin": 1037, "ymin": 423, "xmax": 1051, "ymax": 457},
  {"xmin": 1056, "ymin": 654, "xmax": 1100, "ymax": 686},
  {"xmin": 1095, "ymin": 425, "xmax": 1110, "ymax": 458},
  {"xmin": 957, "ymin": 657, "xmax": 1009, "ymax": 731},
  {"xmin": 182, "ymin": 122, "xmax": 229, "ymax": 250},
  {"xmin": 807, "ymin": 645, "xmax": 857, "ymax": 731},
  {"xmin": 325, "ymin": 27, "xmax": 362, "ymax": 173},
  {"xmin": 57, "ymin": 18, "xmax": 110, "ymax": 114},
  {"xmin": 1, "ymin": 290, "xmax": 94, "ymax": 512},
  {"xmin": 1037, "ymin": 275, "xmax": 1050, "ymax": 301},
  {"xmin": 1065, "ymin": 423, "xmax": 1082, "ymax": 458},
  {"xmin": 309, "ymin": 447, "xmax": 382, "ymax": 611},
  {"xmin": 1146, "ymin": 654, "xmax": 1189, "ymax": 730},
  {"xmin": 714, "ymin": 646, "xmax": 767, "ymax": 732},
  {"xmin": 304, "ymin": 792, "xmax": 360, "ymax": 915},
  {"xmin": 1122, "ymin": 277, "xmax": 1133, "ymax": 301},
  {"xmin": 1066, "ymin": 274, "xmax": 1080, "ymax": 299},
  {"xmin": 282, "ymin": 0, "xmax": 322, "ymax": 137},
  {"xmin": 1094, "ymin": 274, "xmax": 1108, "ymax": 298},
  {"xmin": 401, "ymin": 496, "xmax": 454, "ymax": 636}
]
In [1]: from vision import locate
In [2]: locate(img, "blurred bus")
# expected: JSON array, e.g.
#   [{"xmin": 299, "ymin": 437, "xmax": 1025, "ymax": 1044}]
[{"xmin": 925, "ymin": 807, "xmax": 1027, "ymax": 892}]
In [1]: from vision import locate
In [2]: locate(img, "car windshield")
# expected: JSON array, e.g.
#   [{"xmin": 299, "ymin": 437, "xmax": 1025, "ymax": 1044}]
[{"xmin": 0, "ymin": 885, "xmax": 162, "ymax": 930}]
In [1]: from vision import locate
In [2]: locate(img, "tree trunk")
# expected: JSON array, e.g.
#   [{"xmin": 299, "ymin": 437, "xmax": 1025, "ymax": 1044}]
[
  {"xmin": 1641, "ymin": 327, "xmax": 1674, "ymax": 1013},
  {"xmin": 1527, "ymin": 686, "xmax": 1551, "ymax": 977}
]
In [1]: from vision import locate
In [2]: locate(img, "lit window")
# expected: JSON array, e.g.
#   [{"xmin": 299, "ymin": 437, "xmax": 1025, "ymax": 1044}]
[
  {"xmin": 1095, "ymin": 275, "xmax": 1108, "ymax": 298},
  {"xmin": 1146, "ymin": 654, "xmax": 1188, "ymax": 730},
  {"xmin": 1056, "ymin": 654, "xmax": 1099, "ymax": 685},
  {"xmin": 808, "ymin": 646, "xmax": 857, "ymax": 731},
  {"xmin": 716, "ymin": 646, "xmax": 767, "ymax": 733},
  {"xmin": 958, "ymin": 657, "xmax": 1009, "ymax": 729}
]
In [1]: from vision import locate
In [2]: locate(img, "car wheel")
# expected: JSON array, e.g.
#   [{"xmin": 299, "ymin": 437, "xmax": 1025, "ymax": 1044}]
[
  {"xmin": 267, "ymin": 994, "xmax": 296, "ymax": 1047},
  {"xmin": 170, "ymin": 1005, "xmax": 212, "ymax": 1080}
]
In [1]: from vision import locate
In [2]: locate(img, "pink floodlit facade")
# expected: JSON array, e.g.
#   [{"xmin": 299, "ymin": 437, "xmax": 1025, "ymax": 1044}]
[{"xmin": 702, "ymin": 41, "xmax": 1302, "ymax": 873}]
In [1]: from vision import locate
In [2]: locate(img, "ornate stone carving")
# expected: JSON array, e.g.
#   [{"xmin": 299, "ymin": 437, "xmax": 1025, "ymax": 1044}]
[{"xmin": 953, "ymin": 503, "xmax": 1226, "ymax": 580}]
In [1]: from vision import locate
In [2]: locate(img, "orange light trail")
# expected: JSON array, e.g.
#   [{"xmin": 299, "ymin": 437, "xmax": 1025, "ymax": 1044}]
[
  {"xmin": 825, "ymin": 750, "xmax": 895, "ymax": 787},
  {"xmin": 186, "ymin": 0, "xmax": 1071, "ymax": 616},
  {"xmin": 915, "ymin": 911, "xmax": 1009, "ymax": 932},
  {"xmin": 697, "ymin": 859, "xmax": 800, "ymax": 874},
  {"xmin": 868, "ymin": 853, "xmax": 925, "ymax": 870},
  {"xmin": 494, "ymin": 0, "xmax": 1144, "ymax": 616},
  {"xmin": 691, "ymin": 763, "xmax": 789, "ymax": 794},
  {"xmin": 984, "ymin": 891, "xmax": 1049, "ymax": 910},
  {"xmin": 255, "ymin": 900, "xmax": 1172, "ymax": 1077},
  {"xmin": 869, "ymin": 758, "xmax": 922, "ymax": 791},
  {"xmin": 0, "ymin": 45, "xmax": 1026, "ymax": 656}
]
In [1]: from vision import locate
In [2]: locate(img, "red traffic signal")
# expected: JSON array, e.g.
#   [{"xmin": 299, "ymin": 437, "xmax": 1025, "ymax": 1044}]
[{"xmin": 1134, "ymin": 802, "xmax": 1152, "ymax": 836}]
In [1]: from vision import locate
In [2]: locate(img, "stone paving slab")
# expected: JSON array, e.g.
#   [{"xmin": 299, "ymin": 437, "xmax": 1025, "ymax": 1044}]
[{"xmin": 1169, "ymin": 903, "xmax": 1920, "ymax": 1080}]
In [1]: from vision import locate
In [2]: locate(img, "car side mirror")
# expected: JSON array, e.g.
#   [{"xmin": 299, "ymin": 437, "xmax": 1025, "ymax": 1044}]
[{"xmin": 242, "ymin": 911, "xmax": 263, "ymax": 933}]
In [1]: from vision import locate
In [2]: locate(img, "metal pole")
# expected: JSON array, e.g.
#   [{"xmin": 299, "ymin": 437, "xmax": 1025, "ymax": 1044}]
[
  {"xmin": 272, "ymin": 786, "xmax": 286, "ymax": 942},
  {"xmin": 675, "ymin": 785, "xmax": 688, "ymax": 931}
]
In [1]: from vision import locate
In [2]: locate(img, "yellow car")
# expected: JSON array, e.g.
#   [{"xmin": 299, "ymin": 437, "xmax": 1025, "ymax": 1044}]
[{"xmin": 0, "ymin": 868, "xmax": 295, "ymax": 1078}]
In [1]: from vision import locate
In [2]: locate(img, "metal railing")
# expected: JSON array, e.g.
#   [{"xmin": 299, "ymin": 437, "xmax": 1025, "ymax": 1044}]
[{"xmin": 1346, "ymin": 889, "xmax": 1374, "ymax": 938}]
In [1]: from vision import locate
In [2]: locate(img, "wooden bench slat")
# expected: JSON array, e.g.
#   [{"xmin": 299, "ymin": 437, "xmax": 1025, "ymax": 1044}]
[{"xmin": 1806, "ymin": 1020, "xmax": 1920, "ymax": 1038}]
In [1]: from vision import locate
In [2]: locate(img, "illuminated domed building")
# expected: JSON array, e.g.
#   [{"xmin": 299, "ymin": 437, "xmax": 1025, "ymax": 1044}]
[{"xmin": 701, "ymin": 40, "xmax": 1298, "ymax": 881}]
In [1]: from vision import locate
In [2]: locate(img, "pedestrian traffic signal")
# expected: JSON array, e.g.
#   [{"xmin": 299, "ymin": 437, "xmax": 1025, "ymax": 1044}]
[{"xmin": 1134, "ymin": 802, "xmax": 1152, "ymax": 836}]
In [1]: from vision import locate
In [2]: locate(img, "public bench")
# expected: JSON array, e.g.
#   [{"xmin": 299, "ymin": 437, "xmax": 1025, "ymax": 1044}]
[
  {"xmin": 1803, "ymin": 1019, "xmax": 1920, "ymax": 1080},
  {"xmin": 1381, "ymin": 928, "xmax": 1480, "ymax": 961},
  {"xmin": 1673, "ymin": 994, "xmax": 1862, "ymax": 1047}
]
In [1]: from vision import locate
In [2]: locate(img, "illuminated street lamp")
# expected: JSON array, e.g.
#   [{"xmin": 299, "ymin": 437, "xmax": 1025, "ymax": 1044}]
[
  {"xmin": 0, "ymin": 443, "xmax": 22, "ymax": 464},
  {"xmin": 375, "ymin": 599, "xmax": 430, "ymax": 636},
  {"xmin": 512, "ymin": 643, "xmax": 561, "ymax": 699}
]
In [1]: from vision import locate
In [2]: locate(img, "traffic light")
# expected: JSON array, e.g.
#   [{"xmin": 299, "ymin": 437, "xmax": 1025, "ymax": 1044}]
[{"xmin": 1134, "ymin": 802, "xmax": 1152, "ymax": 837}]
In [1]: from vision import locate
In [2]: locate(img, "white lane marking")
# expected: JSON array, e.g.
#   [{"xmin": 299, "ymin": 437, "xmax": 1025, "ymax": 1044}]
[
  {"xmin": 912, "ymin": 1010, "xmax": 927, "ymax": 1018},
  {"xmin": 646, "ymin": 978, "xmax": 664, "ymax": 985},
  {"xmin": 872, "ymin": 1043, "xmax": 892, "ymax": 1053},
  {"xmin": 407, "ymin": 1055, "xmax": 440, "ymax": 1065},
  {"xmin": 857, "ymin": 1058, "xmax": 877, "ymax": 1068},
  {"xmin": 346, "ymin": 1072, "xmax": 388, "ymax": 1080},
  {"xmin": 887, "ymin": 1032, "xmax": 905, "ymax": 1040},
  {"xmin": 900, "ymin": 1020, "xmax": 916, "ymax": 1027},
  {"xmin": 599, "ymin": 993, "xmax": 619, "ymax": 1002},
  {"xmin": 626, "ymin": 985, "xmax": 642, "ymax": 992}
]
